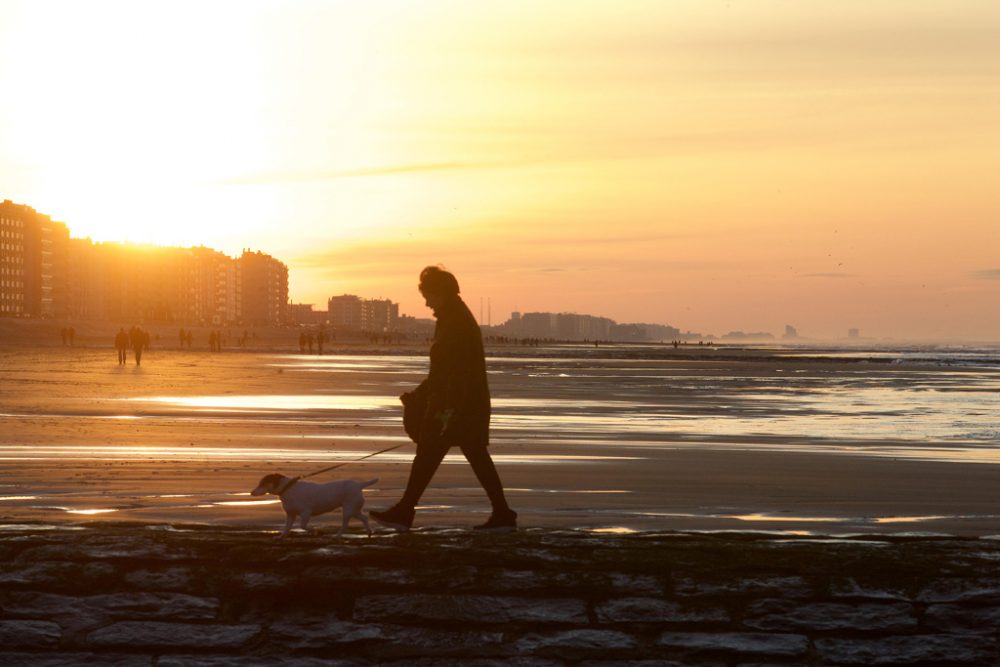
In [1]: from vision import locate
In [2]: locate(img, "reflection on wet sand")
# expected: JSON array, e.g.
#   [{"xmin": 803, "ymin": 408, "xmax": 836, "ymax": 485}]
[{"xmin": 4, "ymin": 348, "xmax": 1000, "ymax": 534}]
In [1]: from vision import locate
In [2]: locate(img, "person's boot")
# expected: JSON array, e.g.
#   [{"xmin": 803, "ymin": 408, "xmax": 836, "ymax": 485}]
[
  {"xmin": 474, "ymin": 508, "xmax": 517, "ymax": 533},
  {"xmin": 370, "ymin": 504, "xmax": 415, "ymax": 532}
]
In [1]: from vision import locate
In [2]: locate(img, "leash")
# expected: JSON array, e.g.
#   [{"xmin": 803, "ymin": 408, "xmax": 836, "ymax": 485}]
[{"xmin": 298, "ymin": 442, "xmax": 411, "ymax": 481}]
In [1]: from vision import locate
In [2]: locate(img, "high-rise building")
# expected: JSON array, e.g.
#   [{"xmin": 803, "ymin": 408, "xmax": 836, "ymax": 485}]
[
  {"xmin": 328, "ymin": 294, "xmax": 364, "ymax": 330},
  {"xmin": 327, "ymin": 295, "xmax": 400, "ymax": 332},
  {"xmin": 0, "ymin": 201, "xmax": 28, "ymax": 316},
  {"xmin": 176, "ymin": 247, "xmax": 241, "ymax": 325},
  {"xmin": 0, "ymin": 199, "xmax": 69, "ymax": 318},
  {"xmin": 4, "ymin": 199, "xmax": 289, "ymax": 327},
  {"xmin": 363, "ymin": 298, "xmax": 399, "ymax": 332},
  {"xmin": 238, "ymin": 250, "xmax": 288, "ymax": 326}
]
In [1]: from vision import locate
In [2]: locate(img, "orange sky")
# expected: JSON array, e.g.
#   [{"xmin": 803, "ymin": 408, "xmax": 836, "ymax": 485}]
[{"xmin": 1, "ymin": 1, "xmax": 998, "ymax": 341}]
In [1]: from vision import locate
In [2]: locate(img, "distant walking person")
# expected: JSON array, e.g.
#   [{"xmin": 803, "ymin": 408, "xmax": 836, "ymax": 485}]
[
  {"xmin": 115, "ymin": 328, "xmax": 128, "ymax": 365},
  {"xmin": 130, "ymin": 326, "xmax": 146, "ymax": 366},
  {"xmin": 371, "ymin": 266, "xmax": 516, "ymax": 532}
]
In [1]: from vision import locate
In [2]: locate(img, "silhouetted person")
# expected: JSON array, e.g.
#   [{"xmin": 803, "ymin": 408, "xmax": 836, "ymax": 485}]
[
  {"xmin": 299, "ymin": 332, "xmax": 306, "ymax": 353},
  {"xmin": 371, "ymin": 266, "xmax": 516, "ymax": 532},
  {"xmin": 316, "ymin": 329, "xmax": 325, "ymax": 355},
  {"xmin": 209, "ymin": 331, "xmax": 217, "ymax": 352},
  {"xmin": 179, "ymin": 328, "xmax": 186, "ymax": 348},
  {"xmin": 115, "ymin": 328, "xmax": 128, "ymax": 365},
  {"xmin": 130, "ymin": 326, "xmax": 145, "ymax": 366},
  {"xmin": 68, "ymin": 327, "xmax": 75, "ymax": 346},
  {"xmin": 60, "ymin": 328, "xmax": 67, "ymax": 346},
  {"xmin": 306, "ymin": 332, "xmax": 314, "ymax": 354}
]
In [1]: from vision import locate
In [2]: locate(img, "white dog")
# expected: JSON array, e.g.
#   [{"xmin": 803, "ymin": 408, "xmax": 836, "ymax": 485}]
[{"xmin": 251, "ymin": 474, "xmax": 377, "ymax": 537}]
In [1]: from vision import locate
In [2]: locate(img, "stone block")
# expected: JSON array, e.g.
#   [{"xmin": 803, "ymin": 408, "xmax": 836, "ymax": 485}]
[
  {"xmin": 269, "ymin": 615, "xmax": 384, "ymax": 648},
  {"xmin": 829, "ymin": 578, "xmax": 910, "ymax": 602},
  {"xmin": 579, "ymin": 662, "xmax": 724, "ymax": 667},
  {"xmin": 0, "ymin": 653, "xmax": 150, "ymax": 667},
  {"xmin": 916, "ymin": 578, "xmax": 1000, "ymax": 603},
  {"xmin": 5, "ymin": 591, "xmax": 219, "ymax": 622},
  {"xmin": 595, "ymin": 597, "xmax": 729, "ymax": 624},
  {"xmin": 486, "ymin": 569, "xmax": 590, "ymax": 593},
  {"xmin": 744, "ymin": 599, "xmax": 915, "ymax": 633},
  {"xmin": 158, "ymin": 658, "xmax": 355, "ymax": 667},
  {"xmin": 816, "ymin": 635, "xmax": 995, "ymax": 665},
  {"xmin": 657, "ymin": 632, "xmax": 808, "ymax": 658},
  {"xmin": 606, "ymin": 573, "xmax": 664, "ymax": 595},
  {"xmin": 0, "ymin": 620, "xmax": 62, "ymax": 648},
  {"xmin": 88, "ymin": 622, "xmax": 259, "ymax": 649},
  {"xmin": 0, "ymin": 562, "xmax": 79, "ymax": 586},
  {"xmin": 370, "ymin": 626, "xmax": 508, "ymax": 658},
  {"xmin": 516, "ymin": 629, "xmax": 639, "ymax": 656},
  {"xmin": 354, "ymin": 594, "xmax": 588, "ymax": 624},
  {"xmin": 923, "ymin": 603, "xmax": 1000, "ymax": 633},
  {"xmin": 304, "ymin": 564, "xmax": 416, "ymax": 587},
  {"xmin": 672, "ymin": 576, "xmax": 811, "ymax": 599},
  {"xmin": 215, "ymin": 570, "xmax": 296, "ymax": 591},
  {"xmin": 125, "ymin": 567, "xmax": 195, "ymax": 591},
  {"xmin": 380, "ymin": 660, "xmax": 562, "ymax": 667}
]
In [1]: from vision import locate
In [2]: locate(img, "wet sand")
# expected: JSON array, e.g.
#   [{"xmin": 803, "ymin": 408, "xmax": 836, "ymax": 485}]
[{"xmin": 2, "ymin": 345, "xmax": 1000, "ymax": 536}]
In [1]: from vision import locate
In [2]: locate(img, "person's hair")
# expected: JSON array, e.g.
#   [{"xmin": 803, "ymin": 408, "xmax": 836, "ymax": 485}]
[{"xmin": 419, "ymin": 265, "xmax": 460, "ymax": 296}]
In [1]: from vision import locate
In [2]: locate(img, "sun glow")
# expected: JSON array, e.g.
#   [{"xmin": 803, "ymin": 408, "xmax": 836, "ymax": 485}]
[
  {"xmin": 1, "ymin": 1, "xmax": 397, "ymax": 253},
  {"xmin": 2, "ymin": 1, "xmax": 1000, "ymax": 339}
]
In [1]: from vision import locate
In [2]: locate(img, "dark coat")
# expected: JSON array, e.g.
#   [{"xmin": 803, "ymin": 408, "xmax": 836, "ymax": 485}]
[{"xmin": 406, "ymin": 295, "xmax": 490, "ymax": 448}]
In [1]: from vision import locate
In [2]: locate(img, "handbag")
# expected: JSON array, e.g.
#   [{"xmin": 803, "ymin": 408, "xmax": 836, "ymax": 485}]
[{"xmin": 400, "ymin": 390, "xmax": 427, "ymax": 444}]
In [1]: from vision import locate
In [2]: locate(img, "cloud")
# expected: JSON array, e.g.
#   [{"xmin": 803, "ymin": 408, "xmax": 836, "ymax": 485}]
[
  {"xmin": 213, "ymin": 159, "xmax": 535, "ymax": 186},
  {"xmin": 972, "ymin": 269, "xmax": 1000, "ymax": 280},
  {"xmin": 802, "ymin": 272, "xmax": 855, "ymax": 279}
]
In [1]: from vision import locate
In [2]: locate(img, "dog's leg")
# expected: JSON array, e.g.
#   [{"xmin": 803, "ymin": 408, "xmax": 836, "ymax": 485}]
[
  {"xmin": 358, "ymin": 510, "xmax": 372, "ymax": 537},
  {"xmin": 281, "ymin": 512, "xmax": 296, "ymax": 538},
  {"xmin": 300, "ymin": 512, "xmax": 312, "ymax": 533},
  {"xmin": 343, "ymin": 498, "xmax": 370, "ymax": 537}
]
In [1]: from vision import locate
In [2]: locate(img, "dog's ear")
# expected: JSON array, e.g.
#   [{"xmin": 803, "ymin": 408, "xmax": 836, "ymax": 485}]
[{"xmin": 257, "ymin": 473, "xmax": 283, "ymax": 490}]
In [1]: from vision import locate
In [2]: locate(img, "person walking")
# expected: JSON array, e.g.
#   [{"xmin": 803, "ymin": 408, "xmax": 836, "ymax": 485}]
[
  {"xmin": 130, "ymin": 326, "xmax": 146, "ymax": 366},
  {"xmin": 371, "ymin": 266, "xmax": 517, "ymax": 532},
  {"xmin": 115, "ymin": 328, "xmax": 128, "ymax": 365}
]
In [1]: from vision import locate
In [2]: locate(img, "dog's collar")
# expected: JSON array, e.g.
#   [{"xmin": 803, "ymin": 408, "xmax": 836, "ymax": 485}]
[{"xmin": 276, "ymin": 476, "xmax": 301, "ymax": 496}]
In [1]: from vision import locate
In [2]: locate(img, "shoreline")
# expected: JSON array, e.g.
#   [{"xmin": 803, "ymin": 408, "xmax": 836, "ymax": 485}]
[{"xmin": 3, "ymin": 345, "xmax": 1000, "ymax": 537}]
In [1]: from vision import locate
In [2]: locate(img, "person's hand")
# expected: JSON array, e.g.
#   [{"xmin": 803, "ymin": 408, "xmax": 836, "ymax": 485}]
[{"xmin": 434, "ymin": 408, "xmax": 455, "ymax": 433}]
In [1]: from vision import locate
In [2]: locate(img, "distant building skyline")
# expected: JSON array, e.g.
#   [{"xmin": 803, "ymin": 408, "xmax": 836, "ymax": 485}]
[
  {"xmin": 1, "ymin": 199, "xmax": 288, "ymax": 327},
  {"xmin": 0, "ymin": 198, "xmax": 898, "ymax": 342}
]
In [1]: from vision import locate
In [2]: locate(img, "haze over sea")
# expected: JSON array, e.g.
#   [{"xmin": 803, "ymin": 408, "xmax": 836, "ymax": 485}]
[{"xmin": 2, "ymin": 342, "xmax": 999, "ymax": 535}]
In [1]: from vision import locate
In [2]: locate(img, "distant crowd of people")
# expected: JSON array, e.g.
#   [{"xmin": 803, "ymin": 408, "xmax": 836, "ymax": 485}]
[
  {"xmin": 114, "ymin": 326, "xmax": 150, "ymax": 365},
  {"xmin": 59, "ymin": 327, "xmax": 76, "ymax": 346},
  {"xmin": 298, "ymin": 328, "xmax": 330, "ymax": 354}
]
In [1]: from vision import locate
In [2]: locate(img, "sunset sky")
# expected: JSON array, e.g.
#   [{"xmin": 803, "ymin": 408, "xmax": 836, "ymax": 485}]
[{"xmin": 1, "ymin": 1, "xmax": 998, "ymax": 341}]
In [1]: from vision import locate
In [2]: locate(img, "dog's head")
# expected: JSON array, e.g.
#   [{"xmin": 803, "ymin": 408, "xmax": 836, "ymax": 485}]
[{"xmin": 251, "ymin": 473, "xmax": 286, "ymax": 496}]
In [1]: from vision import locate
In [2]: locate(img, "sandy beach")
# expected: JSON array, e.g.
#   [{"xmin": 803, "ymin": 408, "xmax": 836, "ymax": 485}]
[{"xmin": 2, "ymin": 338, "xmax": 1000, "ymax": 536}]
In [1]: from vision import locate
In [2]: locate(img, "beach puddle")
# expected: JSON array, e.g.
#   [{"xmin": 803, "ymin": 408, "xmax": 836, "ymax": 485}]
[
  {"xmin": 588, "ymin": 526, "xmax": 639, "ymax": 534},
  {"xmin": 129, "ymin": 395, "xmax": 397, "ymax": 411},
  {"xmin": 59, "ymin": 508, "xmax": 119, "ymax": 515},
  {"xmin": 211, "ymin": 499, "xmax": 280, "ymax": 507},
  {"xmin": 0, "ymin": 524, "xmax": 86, "ymax": 531},
  {"xmin": 509, "ymin": 488, "xmax": 631, "ymax": 494},
  {"xmin": 724, "ymin": 513, "xmax": 850, "ymax": 524}
]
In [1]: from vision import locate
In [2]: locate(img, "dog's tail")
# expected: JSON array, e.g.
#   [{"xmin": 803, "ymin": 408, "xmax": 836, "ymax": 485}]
[{"xmin": 361, "ymin": 478, "xmax": 379, "ymax": 488}]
